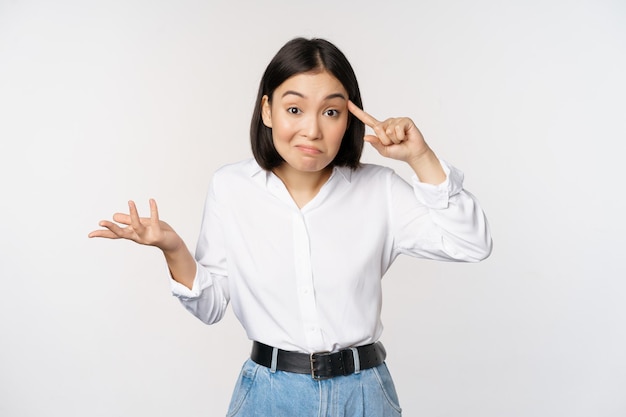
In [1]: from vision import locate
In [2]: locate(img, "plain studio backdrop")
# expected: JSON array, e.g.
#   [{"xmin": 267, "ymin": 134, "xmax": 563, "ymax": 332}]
[{"xmin": 1, "ymin": 0, "xmax": 625, "ymax": 416}]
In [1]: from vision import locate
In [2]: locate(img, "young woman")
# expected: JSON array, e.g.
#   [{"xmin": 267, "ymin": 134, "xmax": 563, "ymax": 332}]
[{"xmin": 89, "ymin": 37, "xmax": 492, "ymax": 416}]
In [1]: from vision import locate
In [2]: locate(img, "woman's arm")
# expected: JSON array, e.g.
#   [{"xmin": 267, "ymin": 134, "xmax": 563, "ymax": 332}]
[{"xmin": 348, "ymin": 101, "xmax": 492, "ymax": 262}]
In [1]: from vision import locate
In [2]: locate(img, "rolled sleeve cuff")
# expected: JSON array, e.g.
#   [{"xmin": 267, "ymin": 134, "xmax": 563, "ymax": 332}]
[{"xmin": 411, "ymin": 159, "xmax": 464, "ymax": 209}]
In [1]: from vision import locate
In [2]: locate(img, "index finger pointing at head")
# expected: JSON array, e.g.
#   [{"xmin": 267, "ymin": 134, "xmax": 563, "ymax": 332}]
[{"xmin": 348, "ymin": 100, "xmax": 380, "ymax": 128}]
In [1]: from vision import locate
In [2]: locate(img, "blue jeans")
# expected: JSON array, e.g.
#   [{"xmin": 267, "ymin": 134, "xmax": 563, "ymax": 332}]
[{"xmin": 226, "ymin": 359, "xmax": 403, "ymax": 417}]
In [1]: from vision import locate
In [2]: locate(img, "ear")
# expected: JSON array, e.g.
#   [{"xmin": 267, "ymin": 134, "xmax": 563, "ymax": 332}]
[{"xmin": 261, "ymin": 95, "xmax": 272, "ymax": 128}]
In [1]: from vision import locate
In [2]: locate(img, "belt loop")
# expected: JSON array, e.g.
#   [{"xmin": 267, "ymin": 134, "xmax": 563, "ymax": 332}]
[
  {"xmin": 349, "ymin": 347, "xmax": 360, "ymax": 374},
  {"xmin": 270, "ymin": 347, "xmax": 278, "ymax": 373}
]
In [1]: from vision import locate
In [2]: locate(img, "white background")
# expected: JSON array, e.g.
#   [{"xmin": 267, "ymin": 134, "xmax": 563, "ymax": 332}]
[{"xmin": 1, "ymin": 0, "xmax": 625, "ymax": 416}]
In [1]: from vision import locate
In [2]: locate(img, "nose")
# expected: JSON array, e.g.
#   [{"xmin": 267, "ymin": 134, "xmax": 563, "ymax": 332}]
[{"xmin": 302, "ymin": 115, "xmax": 322, "ymax": 140}]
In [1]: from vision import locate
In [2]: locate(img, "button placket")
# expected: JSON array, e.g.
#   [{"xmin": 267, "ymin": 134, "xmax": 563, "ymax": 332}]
[{"xmin": 292, "ymin": 211, "xmax": 322, "ymax": 348}]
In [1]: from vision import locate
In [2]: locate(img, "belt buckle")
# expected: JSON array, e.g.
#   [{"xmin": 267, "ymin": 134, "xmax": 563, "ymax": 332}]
[{"xmin": 310, "ymin": 351, "xmax": 331, "ymax": 380}]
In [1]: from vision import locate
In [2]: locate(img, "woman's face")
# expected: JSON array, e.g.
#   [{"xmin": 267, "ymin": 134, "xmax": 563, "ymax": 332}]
[{"xmin": 261, "ymin": 70, "xmax": 349, "ymax": 174}]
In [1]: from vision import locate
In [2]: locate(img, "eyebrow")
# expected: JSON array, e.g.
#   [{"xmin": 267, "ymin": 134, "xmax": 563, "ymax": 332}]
[{"xmin": 281, "ymin": 90, "xmax": 347, "ymax": 101}]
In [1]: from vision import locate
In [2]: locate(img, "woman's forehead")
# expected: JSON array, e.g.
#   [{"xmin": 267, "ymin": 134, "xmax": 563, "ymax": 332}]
[{"xmin": 275, "ymin": 71, "xmax": 347, "ymax": 99}]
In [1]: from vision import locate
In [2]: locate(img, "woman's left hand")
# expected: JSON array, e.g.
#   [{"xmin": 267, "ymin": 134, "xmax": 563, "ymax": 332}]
[
  {"xmin": 348, "ymin": 100, "xmax": 429, "ymax": 164},
  {"xmin": 348, "ymin": 101, "xmax": 446, "ymax": 184}
]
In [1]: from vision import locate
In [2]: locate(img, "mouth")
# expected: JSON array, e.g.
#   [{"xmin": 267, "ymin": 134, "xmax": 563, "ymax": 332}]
[{"xmin": 295, "ymin": 145, "xmax": 322, "ymax": 155}]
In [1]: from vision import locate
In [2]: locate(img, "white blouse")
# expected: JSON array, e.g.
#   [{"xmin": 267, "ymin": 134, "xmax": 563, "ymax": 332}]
[{"xmin": 170, "ymin": 158, "xmax": 492, "ymax": 353}]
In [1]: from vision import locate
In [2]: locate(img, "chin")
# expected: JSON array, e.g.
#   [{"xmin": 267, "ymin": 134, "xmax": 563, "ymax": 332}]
[
  {"xmin": 284, "ymin": 157, "xmax": 330, "ymax": 173},
  {"xmin": 300, "ymin": 161, "xmax": 333, "ymax": 173}
]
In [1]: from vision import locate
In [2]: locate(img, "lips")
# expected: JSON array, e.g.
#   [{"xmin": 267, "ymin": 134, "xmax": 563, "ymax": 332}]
[{"xmin": 295, "ymin": 145, "xmax": 322, "ymax": 154}]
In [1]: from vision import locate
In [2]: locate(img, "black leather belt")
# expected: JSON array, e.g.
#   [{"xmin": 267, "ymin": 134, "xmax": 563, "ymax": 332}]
[{"xmin": 250, "ymin": 341, "xmax": 386, "ymax": 380}]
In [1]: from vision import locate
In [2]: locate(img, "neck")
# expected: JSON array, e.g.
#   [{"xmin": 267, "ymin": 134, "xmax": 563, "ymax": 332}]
[{"xmin": 272, "ymin": 164, "xmax": 333, "ymax": 208}]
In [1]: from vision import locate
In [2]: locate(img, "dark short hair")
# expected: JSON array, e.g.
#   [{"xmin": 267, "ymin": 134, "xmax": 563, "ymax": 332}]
[{"xmin": 250, "ymin": 38, "xmax": 364, "ymax": 170}]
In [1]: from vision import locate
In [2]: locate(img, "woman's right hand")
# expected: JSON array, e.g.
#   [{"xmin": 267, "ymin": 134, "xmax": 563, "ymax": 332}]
[{"xmin": 88, "ymin": 199, "xmax": 182, "ymax": 253}]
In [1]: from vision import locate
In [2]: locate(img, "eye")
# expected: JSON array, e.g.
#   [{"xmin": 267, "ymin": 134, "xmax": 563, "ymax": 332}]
[
  {"xmin": 324, "ymin": 109, "xmax": 340, "ymax": 117},
  {"xmin": 287, "ymin": 107, "xmax": 301, "ymax": 115}
]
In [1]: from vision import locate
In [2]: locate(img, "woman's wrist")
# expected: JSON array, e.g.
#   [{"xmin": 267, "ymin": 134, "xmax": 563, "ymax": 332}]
[{"xmin": 407, "ymin": 148, "xmax": 446, "ymax": 185}]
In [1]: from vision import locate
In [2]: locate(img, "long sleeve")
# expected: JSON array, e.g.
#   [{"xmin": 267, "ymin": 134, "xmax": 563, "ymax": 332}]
[
  {"xmin": 169, "ymin": 179, "xmax": 230, "ymax": 325},
  {"xmin": 390, "ymin": 159, "xmax": 492, "ymax": 262}
]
